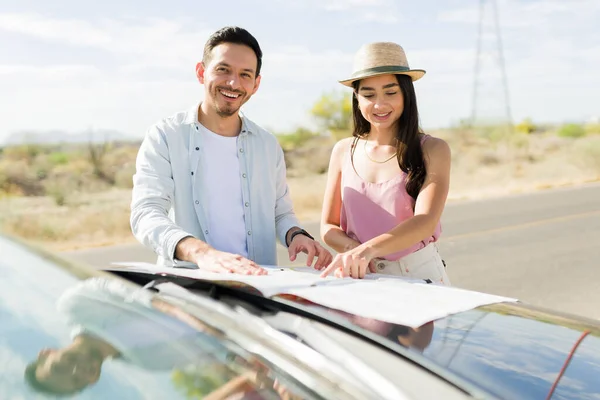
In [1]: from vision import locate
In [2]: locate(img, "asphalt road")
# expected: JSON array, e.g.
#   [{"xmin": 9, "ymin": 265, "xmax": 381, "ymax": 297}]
[{"xmin": 63, "ymin": 183, "xmax": 600, "ymax": 321}]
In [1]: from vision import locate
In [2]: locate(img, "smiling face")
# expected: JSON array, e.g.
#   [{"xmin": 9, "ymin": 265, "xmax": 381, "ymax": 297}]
[
  {"xmin": 33, "ymin": 347, "xmax": 103, "ymax": 394},
  {"xmin": 196, "ymin": 42, "xmax": 261, "ymax": 118},
  {"xmin": 355, "ymin": 74, "xmax": 405, "ymax": 131}
]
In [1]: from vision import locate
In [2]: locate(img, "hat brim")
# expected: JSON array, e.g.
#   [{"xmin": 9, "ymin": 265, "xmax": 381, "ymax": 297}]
[{"xmin": 339, "ymin": 67, "xmax": 426, "ymax": 87}]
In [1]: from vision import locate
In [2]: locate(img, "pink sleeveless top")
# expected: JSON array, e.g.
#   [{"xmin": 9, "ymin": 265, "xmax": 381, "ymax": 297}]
[{"xmin": 339, "ymin": 134, "xmax": 442, "ymax": 261}]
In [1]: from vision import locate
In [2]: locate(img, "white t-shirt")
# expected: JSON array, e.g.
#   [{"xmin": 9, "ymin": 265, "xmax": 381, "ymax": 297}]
[{"xmin": 199, "ymin": 124, "xmax": 248, "ymax": 257}]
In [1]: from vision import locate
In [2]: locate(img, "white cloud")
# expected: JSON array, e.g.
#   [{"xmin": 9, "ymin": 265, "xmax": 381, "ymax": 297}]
[
  {"xmin": 0, "ymin": 13, "xmax": 211, "ymax": 67},
  {"xmin": 433, "ymin": 0, "xmax": 600, "ymax": 124},
  {"xmin": 362, "ymin": 12, "xmax": 400, "ymax": 24},
  {"xmin": 0, "ymin": 64, "xmax": 101, "ymax": 80},
  {"xmin": 319, "ymin": 0, "xmax": 393, "ymax": 11},
  {"xmin": 0, "ymin": 13, "xmax": 111, "ymax": 46},
  {"xmin": 438, "ymin": 0, "xmax": 599, "ymax": 26},
  {"xmin": 263, "ymin": 45, "xmax": 354, "ymax": 82},
  {"xmin": 1, "ymin": 2, "xmax": 599, "ymax": 140},
  {"xmin": 280, "ymin": 0, "xmax": 393, "ymax": 10},
  {"xmin": 267, "ymin": 0, "xmax": 401, "ymax": 23}
]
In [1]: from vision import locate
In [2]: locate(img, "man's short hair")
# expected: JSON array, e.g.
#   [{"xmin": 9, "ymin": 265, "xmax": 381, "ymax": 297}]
[
  {"xmin": 203, "ymin": 26, "xmax": 263, "ymax": 76},
  {"xmin": 24, "ymin": 360, "xmax": 81, "ymax": 397}
]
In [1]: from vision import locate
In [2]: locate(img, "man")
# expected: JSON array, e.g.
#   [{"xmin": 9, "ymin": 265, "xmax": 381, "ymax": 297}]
[
  {"xmin": 130, "ymin": 26, "xmax": 331, "ymax": 275},
  {"xmin": 24, "ymin": 277, "xmax": 297, "ymax": 398},
  {"xmin": 24, "ymin": 277, "xmax": 231, "ymax": 395}
]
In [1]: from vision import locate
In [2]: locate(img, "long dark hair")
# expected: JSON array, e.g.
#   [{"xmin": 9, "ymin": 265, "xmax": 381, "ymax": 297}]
[{"xmin": 351, "ymin": 74, "xmax": 426, "ymax": 201}]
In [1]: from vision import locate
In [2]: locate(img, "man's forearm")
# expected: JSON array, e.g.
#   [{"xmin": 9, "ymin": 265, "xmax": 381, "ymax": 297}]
[{"xmin": 174, "ymin": 236, "xmax": 214, "ymax": 262}]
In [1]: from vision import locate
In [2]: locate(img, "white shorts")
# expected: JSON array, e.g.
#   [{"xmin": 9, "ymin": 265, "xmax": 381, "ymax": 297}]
[{"xmin": 373, "ymin": 243, "xmax": 451, "ymax": 286}]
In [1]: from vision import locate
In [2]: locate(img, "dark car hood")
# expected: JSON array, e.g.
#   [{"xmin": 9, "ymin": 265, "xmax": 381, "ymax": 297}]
[
  {"xmin": 420, "ymin": 303, "xmax": 600, "ymax": 400},
  {"xmin": 105, "ymin": 266, "xmax": 600, "ymax": 400}
]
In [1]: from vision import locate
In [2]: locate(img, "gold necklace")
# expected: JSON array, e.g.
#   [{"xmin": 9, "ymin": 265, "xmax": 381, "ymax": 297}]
[{"xmin": 363, "ymin": 139, "xmax": 397, "ymax": 163}]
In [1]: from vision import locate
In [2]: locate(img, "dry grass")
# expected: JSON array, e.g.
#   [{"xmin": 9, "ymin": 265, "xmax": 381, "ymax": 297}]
[
  {"xmin": 2, "ymin": 127, "xmax": 599, "ymax": 251},
  {"xmin": 1, "ymin": 189, "xmax": 135, "ymax": 251}
]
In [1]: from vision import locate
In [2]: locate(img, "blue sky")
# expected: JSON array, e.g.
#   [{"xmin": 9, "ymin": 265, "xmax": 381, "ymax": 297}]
[{"xmin": 0, "ymin": 0, "xmax": 598, "ymax": 142}]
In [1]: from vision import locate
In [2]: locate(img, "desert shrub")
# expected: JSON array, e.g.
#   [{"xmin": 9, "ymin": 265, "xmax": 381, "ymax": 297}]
[
  {"xmin": 2, "ymin": 144, "xmax": 43, "ymax": 162},
  {"xmin": 515, "ymin": 118, "xmax": 537, "ymax": 134},
  {"xmin": 48, "ymin": 152, "xmax": 70, "ymax": 165},
  {"xmin": 573, "ymin": 137, "xmax": 600, "ymax": 173},
  {"xmin": 557, "ymin": 123, "xmax": 585, "ymax": 138},
  {"xmin": 0, "ymin": 160, "xmax": 45, "ymax": 196},
  {"xmin": 277, "ymin": 128, "xmax": 318, "ymax": 151},
  {"xmin": 478, "ymin": 150, "xmax": 501, "ymax": 166},
  {"xmin": 584, "ymin": 123, "xmax": 600, "ymax": 135},
  {"xmin": 114, "ymin": 163, "xmax": 136, "ymax": 189}
]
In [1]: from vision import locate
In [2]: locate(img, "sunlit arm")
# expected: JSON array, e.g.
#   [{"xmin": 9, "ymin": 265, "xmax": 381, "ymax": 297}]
[
  {"xmin": 130, "ymin": 125, "xmax": 196, "ymax": 262},
  {"xmin": 320, "ymin": 139, "xmax": 362, "ymax": 253},
  {"xmin": 360, "ymin": 138, "xmax": 451, "ymax": 259}
]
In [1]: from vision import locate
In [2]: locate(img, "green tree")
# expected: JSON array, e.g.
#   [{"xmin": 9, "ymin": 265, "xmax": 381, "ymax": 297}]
[
  {"xmin": 276, "ymin": 127, "xmax": 317, "ymax": 150},
  {"xmin": 557, "ymin": 123, "xmax": 585, "ymax": 138},
  {"xmin": 310, "ymin": 91, "xmax": 352, "ymax": 133},
  {"xmin": 171, "ymin": 365, "xmax": 236, "ymax": 399},
  {"xmin": 515, "ymin": 118, "xmax": 537, "ymax": 134}
]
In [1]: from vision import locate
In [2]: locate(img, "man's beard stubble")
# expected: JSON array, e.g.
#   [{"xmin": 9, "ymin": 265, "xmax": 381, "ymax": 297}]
[{"xmin": 213, "ymin": 86, "xmax": 246, "ymax": 117}]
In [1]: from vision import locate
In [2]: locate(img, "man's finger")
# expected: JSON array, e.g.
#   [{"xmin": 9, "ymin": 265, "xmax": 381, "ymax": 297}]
[
  {"xmin": 305, "ymin": 245, "xmax": 316, "ymax": 267},
  {"xmin": 313, "ymin": 247, "xmax": 327, "ymax": 270},
  {"xmin": 288, "ymin": 242, "xmax": 298, "ymax": 262},
  {"xmin": 320, "ymin": 257, "xmax": 339, "ymax": 277},
  {"xmin": 242, "ymin": 260, "xmax": 266, "ymax": 275}
]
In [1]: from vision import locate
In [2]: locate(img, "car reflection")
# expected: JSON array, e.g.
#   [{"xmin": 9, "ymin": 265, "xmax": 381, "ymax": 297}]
[
  {"xmin": 23, "ymin": 277, "xmax": 305, "ymax": 399},
  {"xmin": 276, "ymin": 294, "xmax": 434, "ymax": 352},
  {"xmin": 348, "ymin": 315, "xmax": 434, "ymax": 352}
]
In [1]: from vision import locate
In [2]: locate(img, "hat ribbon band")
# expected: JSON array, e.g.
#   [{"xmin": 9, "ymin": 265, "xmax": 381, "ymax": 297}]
[{"xmin": 350, "ymin": 65, "xmax": 411, "ymax": 78}]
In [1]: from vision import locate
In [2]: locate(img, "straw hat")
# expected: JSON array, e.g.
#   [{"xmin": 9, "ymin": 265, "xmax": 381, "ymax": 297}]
[{"xmin": 339, "ymin": 42, "xmax": 425, "ymax": 87}]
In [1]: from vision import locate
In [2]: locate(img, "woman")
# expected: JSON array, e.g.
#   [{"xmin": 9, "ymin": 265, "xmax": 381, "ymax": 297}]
[{"xmin": 319, "ymin": 42, "xmax": 452, "ymax": 285}]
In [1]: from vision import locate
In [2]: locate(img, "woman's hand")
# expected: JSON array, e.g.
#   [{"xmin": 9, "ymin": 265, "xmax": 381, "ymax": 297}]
[{"xmin": 320, "ymin": 245, "xmax": 377, "ymax": 279}]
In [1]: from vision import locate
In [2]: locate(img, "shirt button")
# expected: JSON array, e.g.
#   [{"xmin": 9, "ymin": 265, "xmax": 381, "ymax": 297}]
[
  {"xmin": 377, "ymin": 262, "xmax": 385, "ymax": 271},
  {"xmin": 205, "ymin": 230, "xmax": 209, "ymax": 235},
  {"xmin": 239, "ymin": 148, "xmax": 244, "ymax": 153},
  {"xmin": 195, "ymin": 147, "xmax": 199, "ymax": 151},
  {"xmin": 191, "ymin": 172, "xmax": 194, "ymax": 175},
  {"xmin": 244, "ymin": 202, "xmax": 249, "ymax": 207},
  {"xmin": 195, "ymin": 126, "xmax": 199, "ymax": 131},
  {"xmin": 195, "ymin": 200, "xmax": 199, "ymax": 204},
  {"xmin": 247, "ymin": 231, "xmax": 251, "ymax": 236},
  {"xmin": 242, "ymin": 173, "xmax": 247, "ymax": 178}
]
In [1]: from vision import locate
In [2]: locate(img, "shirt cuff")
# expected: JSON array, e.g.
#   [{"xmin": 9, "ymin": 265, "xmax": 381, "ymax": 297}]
[{"xmin": 165, "ymin": 230, "xmax": 195, "ymax": 265}]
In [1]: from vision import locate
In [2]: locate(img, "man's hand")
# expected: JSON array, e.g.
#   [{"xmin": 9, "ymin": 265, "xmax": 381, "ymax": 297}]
[
  {"xmin": 193, "ymin": 249, "xmax": 267, "ymax": 275},
  {"xmin": 288, "ymin": 234, "xmax": 333, "ymax": 270},
  {"xmin": 176, "ymin": 237, "xmax": 266, "ymax": 275}
]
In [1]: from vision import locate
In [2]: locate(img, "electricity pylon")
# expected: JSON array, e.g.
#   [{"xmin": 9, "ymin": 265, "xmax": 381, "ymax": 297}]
[{"xmin": 470, "ymin": 0, "xmax": 512, "ymax": 129}]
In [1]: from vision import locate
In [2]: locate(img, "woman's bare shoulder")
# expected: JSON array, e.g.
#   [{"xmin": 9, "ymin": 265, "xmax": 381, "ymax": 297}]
[
  {"xmin": 421, "ymin": 134, "xmax": 451, "ymax": 158},
  {"xmin": 330, "ymin": 136, "xmax": 355, "ymax": 160}
]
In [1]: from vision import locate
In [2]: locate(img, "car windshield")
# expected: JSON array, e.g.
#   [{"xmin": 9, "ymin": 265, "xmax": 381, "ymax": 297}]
[{"xmin": 0, "ymin": 236, "xmax": 316, "ymax": 399}]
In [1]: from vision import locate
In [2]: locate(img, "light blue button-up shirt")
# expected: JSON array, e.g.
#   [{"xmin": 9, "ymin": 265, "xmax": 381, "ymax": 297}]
[{"xmin": 130, "ymin": 103, "xmax": 301, "ymax": 267}]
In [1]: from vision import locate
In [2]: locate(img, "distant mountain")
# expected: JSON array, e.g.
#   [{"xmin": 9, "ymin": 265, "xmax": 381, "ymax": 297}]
[{"xmin": 2, "ymin": 129, "xmax": 140, "ymax": 146}]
